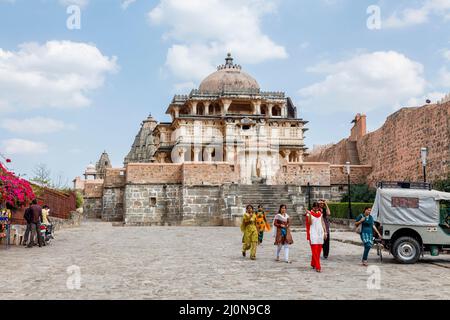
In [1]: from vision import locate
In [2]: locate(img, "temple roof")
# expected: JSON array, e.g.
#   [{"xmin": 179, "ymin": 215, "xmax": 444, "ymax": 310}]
[{"xmin": 198, "ymin": 53, "xmax": 260, "ymax": 94}]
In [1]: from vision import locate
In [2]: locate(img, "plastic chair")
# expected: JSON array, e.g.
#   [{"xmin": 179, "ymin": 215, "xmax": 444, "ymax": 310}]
[{"xmin": 11, "ymin": 225, "xmax": 25, "ymax": 246}]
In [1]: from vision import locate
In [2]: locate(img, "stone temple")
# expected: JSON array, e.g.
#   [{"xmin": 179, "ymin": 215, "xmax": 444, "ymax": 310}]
[{"xmin": 77, "ymin": 54, "xmax": 374, "ymax": 226}]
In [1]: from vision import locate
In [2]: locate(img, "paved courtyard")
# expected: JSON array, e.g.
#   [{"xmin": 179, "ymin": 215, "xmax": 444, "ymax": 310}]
[{"xmin": 1, "ymin": 220, "xmax": 449, "ymax": 300}]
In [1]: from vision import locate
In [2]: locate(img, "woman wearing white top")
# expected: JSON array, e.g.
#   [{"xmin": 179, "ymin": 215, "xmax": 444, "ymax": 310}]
[{"xmin": 306, "ymin": 202, "xmax": 328, "ymax": 272}]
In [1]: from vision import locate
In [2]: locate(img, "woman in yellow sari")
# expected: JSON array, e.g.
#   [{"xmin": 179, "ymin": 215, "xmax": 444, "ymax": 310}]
[
  {"xmin": 256, "ymin": 205, "xmax": 271, "ymax": 245},
  {"xmin": 241, "ymin": 205, "xmax": 258, "ymax": 260}
]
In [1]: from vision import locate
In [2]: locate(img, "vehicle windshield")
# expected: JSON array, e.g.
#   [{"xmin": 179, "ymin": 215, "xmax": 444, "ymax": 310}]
[{"xmin": 439, "ymin": 200, "xmax": 450, "ymax": 230}]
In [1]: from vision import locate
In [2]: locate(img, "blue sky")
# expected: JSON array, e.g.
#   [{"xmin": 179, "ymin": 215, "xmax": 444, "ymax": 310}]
[{"xmin": 0, "ymin": 0, "xmax": 449, "ymax": 185}]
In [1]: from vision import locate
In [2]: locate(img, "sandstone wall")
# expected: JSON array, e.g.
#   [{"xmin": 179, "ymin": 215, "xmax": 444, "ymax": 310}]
[
  {"xmin": 357, "ymin": 103, "xmax": 450, "ymax": 184},
  {"xmin": 330, "ymin": 165, "xmax": 372, "ymax": 185},
  {"xmin": 273, "ymin": 163, "xmax": 331, "ymax": 186},
  {"xmin": 126, "ymin": 164, "xmax": 182, "ymax": 184},
  {"xmin": 84, "ymin": 180, "xmax": 104, "ymax": 198},
  {"xmin": 307, "ymin": 139, "xmax": 348, "ymax": 164},
  {"xmin": 83, "ymin": 180, "xmax": 104, "ymax": 219},
  {"xmin": 182, "ymin": 163, "xmax": 240, "ymax": 186},
  {"xmin": 305, "ymin": 103, "xmax": 450, "ymax": 185},
  {"xmin": 104, "ymin": 168, "xmax": 126, "ymax": 187}
]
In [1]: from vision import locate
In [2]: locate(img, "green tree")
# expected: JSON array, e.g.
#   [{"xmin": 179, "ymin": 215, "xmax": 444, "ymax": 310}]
[
  {"xmin": 434, "ymin": 174, "xmax": 450, "ymax": 192},
  {"xmin": 341, "ymin": 184, "xmax": 376, "ymax": 203}
]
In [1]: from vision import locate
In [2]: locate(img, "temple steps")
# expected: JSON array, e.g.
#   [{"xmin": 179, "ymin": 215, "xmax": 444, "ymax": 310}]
[{"xmin": 238, "ymin": 184, "xmax": 302, "ymax": 226}]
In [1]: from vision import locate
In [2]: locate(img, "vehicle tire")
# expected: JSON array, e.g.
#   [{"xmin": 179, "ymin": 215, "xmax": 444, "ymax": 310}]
[{"xmin": 392, "ymin": 236, "xmax": 421, "ymax": 264}]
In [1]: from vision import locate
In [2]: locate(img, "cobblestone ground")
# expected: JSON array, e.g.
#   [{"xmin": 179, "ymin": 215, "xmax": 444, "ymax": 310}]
[{"xmin": 1, "ymin": 220, "xmax": 449, "ymax": 300}]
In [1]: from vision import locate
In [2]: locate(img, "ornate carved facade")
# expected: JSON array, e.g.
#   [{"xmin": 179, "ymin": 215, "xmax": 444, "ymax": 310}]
[
  {"xmin": 124, "ymin": 54, "xmax": 309, "ymax": 185},
  {"xmin": 78, "ymin": 54, "xmax": 366, "ymax": 226}
]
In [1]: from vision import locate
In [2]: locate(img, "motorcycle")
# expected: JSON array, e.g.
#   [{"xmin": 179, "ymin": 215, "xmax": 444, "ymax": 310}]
[{"xmin": 39, "ymin": 224, "xmax": 54, "ymax": 245}]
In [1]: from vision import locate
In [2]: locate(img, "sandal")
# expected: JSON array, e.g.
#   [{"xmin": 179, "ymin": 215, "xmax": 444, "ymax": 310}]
[{"xmin": 275, "ymin": 257, "xmax": 280, "ymax": 262}]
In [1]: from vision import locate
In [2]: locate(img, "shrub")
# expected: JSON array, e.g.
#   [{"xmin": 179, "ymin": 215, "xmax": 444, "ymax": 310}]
[
  {"xmin": 341, "ymin": 184, "xmax": 376, "ymax": 203},
  {"xmin": 75, "ymin": 191, "xmax": 84, "ymax": 209},
  {"xmin": 434, "ymin": 174, "xmax": 450, "ymax": 193},
  {"xmin": 328, "ymin": 202, "xmax": 374, "ymax": 219}
]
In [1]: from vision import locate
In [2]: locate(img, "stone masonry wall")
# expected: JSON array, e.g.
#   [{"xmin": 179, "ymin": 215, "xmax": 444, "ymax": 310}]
[
  {"xmin": 304, "ymin": 103, "xmax": 450, "ymax": 185},
  {"xmin": 102, "ymin": 187, "xmax": 124, "ymax": 222},
  {"xmin": 83, "ymin": 198, "xmax": 102, "ymax": 219},
  {"xmin": 102, "ymin": 168, "xmax": 126, "ymax": 222},
  {"xmin": 104, "ymin": 168, "xmax": 126, "ymax": 187},
  {"xmin": 83, "ymin": 180, "xmax": 104, "ymax": 219},
  {"xmin": 357, "ymin": 103, "xmax": 450, "ymax": 184},
  {"xmin": 124, "ymin": 184, "xmax": 182, "ymax": 226},
  {"xmin": 84, "ymin": 180, "xmax": 104, "ymax": 198},
  {"xmin": 181, "ymin": 186, "xmax": 223, "ymax": 225},
  {"xmin": 307, "ymin": 139, "xmax": 348, "ymax": 164},
  {"xmin": 330, "ymin": 165, "xmax": 372, "ymax": 185},
  {"xmin": 273, "ymin": 163, "xmax": 331, "ymax": 186},
  {"xmin": 182, "ymin": 163, "xmax": 240, "ymax": 186},
  {"xmin": 126, "ymin": 164, "xmax": 182, "ymax": 184}
]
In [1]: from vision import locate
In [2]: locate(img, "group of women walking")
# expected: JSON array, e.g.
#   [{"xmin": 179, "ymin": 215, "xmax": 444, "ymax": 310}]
[{"xmin": 241, "ymin": 201, "xmax": 381, "ymax": 272}]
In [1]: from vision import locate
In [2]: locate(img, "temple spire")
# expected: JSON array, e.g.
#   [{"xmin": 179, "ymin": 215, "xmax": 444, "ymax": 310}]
[{"xmin": 217, "ymin": 53, "xmax": 241, "ymax": 71}]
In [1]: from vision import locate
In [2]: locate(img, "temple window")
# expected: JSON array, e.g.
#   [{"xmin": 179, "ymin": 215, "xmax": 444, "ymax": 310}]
[
  {"xmin": 180, "ymin": 106, "xmax": 190, "ymax": 115},
  {"xmin": 261, "ymin": 105, "xmax": 268, "ymax": 116},
  {"xmin": 273, "ymin": 106, "xmax": 282, "ymax": 117},
  {"xmin": 197, "ymin": 103, "xmax": 204, "ymax": 115},
  {"xmin": 228, "ymin": 102, "xmax": 253, "ymax": 115}
]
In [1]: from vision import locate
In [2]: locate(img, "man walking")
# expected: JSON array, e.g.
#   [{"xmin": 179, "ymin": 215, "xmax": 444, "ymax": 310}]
[{"xmin": 27, "ymin": 199, "xmax": 43, "ymax": 248}]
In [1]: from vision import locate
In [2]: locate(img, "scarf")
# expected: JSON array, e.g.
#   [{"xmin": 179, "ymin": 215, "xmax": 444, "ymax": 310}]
[{"xmin": 272, "ymin": 213, "xmax": 289, "ymax": 238}]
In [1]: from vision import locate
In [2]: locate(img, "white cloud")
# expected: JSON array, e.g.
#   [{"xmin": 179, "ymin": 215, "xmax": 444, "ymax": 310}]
[
  {"xmin": 406, "ymin": 91, "xmax": 446, "ymax": 106},
  {"xmin": 298, "ymin": 51, "xmax": 427, "ymax": 114},
  {"xmin": 173, "ymin": 81, "xmax": 196, "ymax": 93},
  {"xmin": 0, "ymin": 40, "xmax": 117, "ymax": 112},
  {"xmin": 59, "ymin": 0, "xmax": 89, "ymax": 8},
  {"xmin": 121, "ymin": 0, "xmax": 136, "ymax": 9},
  {"xmin": 148, "ymin": 0, "xmax": 287, "ymax": 82},
  {"xmin": 384, "ymin": 0, "xmax": 450, "ymax": 28},
  {"xmin": 439, "ymin": 67, "xmax": 450, "ymax": 86},
  {"xmin": 0, "ymin": 117, "xmax": 75, "ymax": 134},
  {"xmin": 443, "ymin": 49, "xmax": 450, "ymax": 61},
  {"xmin": 2, "ymin": 139, "xmax": 48, "ymax": 155}
]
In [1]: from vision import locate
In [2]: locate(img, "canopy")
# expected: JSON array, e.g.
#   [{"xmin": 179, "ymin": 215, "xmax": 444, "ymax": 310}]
[{"xmin": 371, "ymin": 188, "xmax": 450, "ymax": 226}]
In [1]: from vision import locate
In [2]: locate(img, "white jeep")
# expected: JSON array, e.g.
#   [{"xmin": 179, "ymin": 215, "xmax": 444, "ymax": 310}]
[{"xmin": 371, "ymin": 182, "xmax": 450, "ymax": 264}]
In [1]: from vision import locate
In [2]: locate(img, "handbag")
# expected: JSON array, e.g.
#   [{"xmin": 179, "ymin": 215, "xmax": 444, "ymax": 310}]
[{"xmin": 355, "ymin": 223, "xmax": 362, "ymax": 234}]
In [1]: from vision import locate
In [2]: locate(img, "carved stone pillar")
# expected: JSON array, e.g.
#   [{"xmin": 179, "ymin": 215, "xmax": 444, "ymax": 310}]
[
  {"xmin": 284, "ymin": 150, "xmax": 291, "ymax": 163},
  {"xmin": 268, "ymin": 103, "xmax": 274, "ymax": 117},
  {"xmin": 193, "ymin": 146, "xmax": 202, "ymax": 162},
  {"xmin": 178, "ymin": 147, "xmax": 186, "ymax": 163},
  {"xmin": 204, "ymin": 101, "xmax": 211, "ymax": 115},
  {"xmin": 222, "ymin": 99, "xmax": 232, "ymax": 116},
  {"xmin": 204, "ymin": 147, "xmax": 214, "ymax": 162},
  {"xmin": 252, "ymin": 101, "xmax": 261, "ymax": 115},
  {"xmin": 191, "ymin": 101, "xmax": 198, "ymax": 115},
  {"xmin": 226, "ymin": 145, "xmax": 235, "ymax": 163}
]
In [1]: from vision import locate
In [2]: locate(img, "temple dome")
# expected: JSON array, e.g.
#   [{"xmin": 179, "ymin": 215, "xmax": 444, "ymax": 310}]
[{"xmin": 198, "ymin": 53, "xmax": 260, "ymax": 94}]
